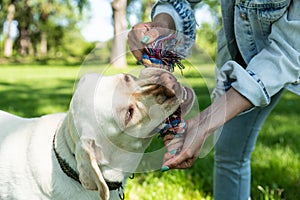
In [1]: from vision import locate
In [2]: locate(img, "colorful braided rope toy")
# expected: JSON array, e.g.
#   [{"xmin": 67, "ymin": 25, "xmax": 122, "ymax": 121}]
[
  {"xmin": 139, "ymin": 33, "xmax": 187, "ymax": 157},
  {"xmin": 140, "ymin": 34, "xmax": 186, "ymax": 73}
]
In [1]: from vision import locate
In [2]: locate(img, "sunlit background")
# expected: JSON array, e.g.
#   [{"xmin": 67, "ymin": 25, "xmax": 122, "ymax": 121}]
[
  {"xmin": 81, "ymin": 0, "xmax": 215, "ymax": 42},
  {"xmin": 0, "ymin": 0, "xmax": 219, "ymax": 64}
]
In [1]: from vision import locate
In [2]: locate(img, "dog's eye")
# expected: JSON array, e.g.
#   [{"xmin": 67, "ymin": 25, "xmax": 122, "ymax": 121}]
[{"xmin": 125, "ymin": 106, "xmax": 134, "ymax": 125}]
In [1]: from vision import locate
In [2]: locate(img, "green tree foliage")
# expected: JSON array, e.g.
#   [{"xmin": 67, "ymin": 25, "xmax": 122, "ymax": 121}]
[
  {"xmin": 197, "ymin": 23, "xmax": 218, "ymax": 60},
  {"xmin": 127, "ymin": 0, "xmax": 155, "ymax": 23},
  {"xmin": 194, "ymin": 0, "xmax": 220, "ymax": 60},
  {"xmin": 0, "ymin": 0, "xmax": 91, "ymax": 59}
]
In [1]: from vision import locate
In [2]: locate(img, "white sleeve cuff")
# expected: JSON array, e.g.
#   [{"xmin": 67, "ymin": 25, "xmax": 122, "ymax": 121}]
[{"xmin": 218, "ymin": 61, "xmax": 271, "ymax": 107}]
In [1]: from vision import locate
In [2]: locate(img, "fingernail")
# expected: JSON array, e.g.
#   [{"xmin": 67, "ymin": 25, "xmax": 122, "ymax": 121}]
[
  {"xmin": 161, "ymin": 166, "xmax": 169, "ymax": 172},
  {"xmin": 141, "ymin": 36, "xmax": 150, "ymax": 43},
  {"xmin": 169, "ymin": 149, "xmax": 177, "ymax": 155}
]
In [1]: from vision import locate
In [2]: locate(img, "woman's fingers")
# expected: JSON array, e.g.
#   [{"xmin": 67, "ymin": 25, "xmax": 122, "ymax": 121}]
[
  {"xmin": 161, "ymin": 120, "xmax": 207, "ymax": 171},
  {"xmin": 141, "ymin": 28, "xmax": 160, "ymax": 44},
  {"xmin": 127, "ymin": 34, "xmax": 143, "ymax": 60},
  {"xmin": 128, "ymin": 22, "xmax": 174, "ymax": 60},
  {"xmin": 162, "ymin": 149, "xmax": 197, "ymax": 170},
  {"xmin": 128, "ymin": 23, "xmax": 152, "ymax": 60}
]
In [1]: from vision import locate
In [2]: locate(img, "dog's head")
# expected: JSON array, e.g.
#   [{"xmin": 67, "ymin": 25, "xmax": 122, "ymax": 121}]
[{"xmin": 68, "ymin": 68, "xmax": 194, "ymax": 199}]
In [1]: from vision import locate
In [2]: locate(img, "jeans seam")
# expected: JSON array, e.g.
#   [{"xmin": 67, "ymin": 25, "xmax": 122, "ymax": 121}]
[{"xmin": 237, "ymin": 108, "xmax": 262, "ymax": 199}]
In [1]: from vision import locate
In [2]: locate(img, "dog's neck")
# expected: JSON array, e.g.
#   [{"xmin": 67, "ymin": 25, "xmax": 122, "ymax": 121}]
[
  {"xmin": 53, "ymin": 113, "xmax": 125, "ymax": 192},
  {"xmin": 53, "ymin": 114, "xmax": 79, "ymax": 176}
]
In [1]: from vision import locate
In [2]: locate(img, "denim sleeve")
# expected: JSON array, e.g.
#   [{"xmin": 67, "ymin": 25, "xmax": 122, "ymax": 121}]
[
  {"xmin": 151, "ymin": 0, "xmax": 197, "ymax": 56},
  {"xmin": 223, "ymin": 0, "xmax": 300, "ymax": 107}
]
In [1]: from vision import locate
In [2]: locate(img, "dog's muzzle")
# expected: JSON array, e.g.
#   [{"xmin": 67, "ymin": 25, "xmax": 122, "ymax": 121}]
[{"xmin": 138, "ymin": 70, "xmax": 183, "ymax": 103}]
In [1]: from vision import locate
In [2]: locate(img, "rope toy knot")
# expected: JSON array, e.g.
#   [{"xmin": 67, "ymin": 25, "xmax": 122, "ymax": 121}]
[{"xmin": 158, "ymin": 109, "xmax": 186, "ymax": 138}]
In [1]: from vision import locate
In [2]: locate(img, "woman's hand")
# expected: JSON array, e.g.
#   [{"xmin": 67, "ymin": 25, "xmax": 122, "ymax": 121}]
[
  {"xmin": 162, "ymin": 88, "xmax": 253, "ymax": 170},
  {"xmin": 128, "ymin": 13, "xmax": 175, "ymax": 61},
  {"xmin": 162, "ymin": 117, "xmax": 207, "ymax": 170}
]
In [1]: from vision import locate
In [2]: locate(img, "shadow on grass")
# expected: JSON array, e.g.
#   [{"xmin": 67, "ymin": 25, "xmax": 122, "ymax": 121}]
[
  {"xmin": 250, "ymin": 91, "xmax": 300, "ymax": 199},
  {"xmin": 252, "ymin": 162, "xmax": 300, "ymax": 199},
  {"xmin": 256, "ymin": 91, "xmax": 300, "ymax": 156},
  {"xmin": 0, "ymin": 79, "xmax": 74, "ymax": 118}
]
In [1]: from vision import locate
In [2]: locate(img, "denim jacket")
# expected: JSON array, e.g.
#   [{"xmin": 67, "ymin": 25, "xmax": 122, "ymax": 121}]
[
  {"xmin": 153, "ymin": 0, "xmax": 300, "ymax": 107},
  {"xmin": 151, "ymin": 0, "xmax": 197, "ymax": 57}
]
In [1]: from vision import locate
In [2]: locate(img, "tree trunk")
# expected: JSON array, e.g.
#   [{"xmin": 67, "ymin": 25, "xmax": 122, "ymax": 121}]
[
  {"xmin": 143, "ymin": 1, "xmax": 153, "ymax": 22},
  {"xmin": 110, "ymin": 0, "xmax": 128, "ymax": 68},
  {"xmin": 19, "ymin": 27, "xmax": 31, "ymax": 56},
  {"xmin": 18, "ymin": 0, "xmax": 32, "ymax": 56},
  {"xmin": 4, "ymin": 4, "xmax": 15, "ymax": 57},
  {"xmin": 40, "ymin": 32, "xmax": 48, "ymax": 56}
]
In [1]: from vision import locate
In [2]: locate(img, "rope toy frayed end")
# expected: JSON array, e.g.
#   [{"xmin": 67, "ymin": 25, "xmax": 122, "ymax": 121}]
[{"xmin": 139, "ymin": 34, "xmax": 186, "ymax": 74}]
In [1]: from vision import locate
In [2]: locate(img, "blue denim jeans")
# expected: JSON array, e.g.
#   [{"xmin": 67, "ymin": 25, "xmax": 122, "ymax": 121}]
[{"xmin": 213, "ymin": 89, "xmax": 284, "ymax": 200}]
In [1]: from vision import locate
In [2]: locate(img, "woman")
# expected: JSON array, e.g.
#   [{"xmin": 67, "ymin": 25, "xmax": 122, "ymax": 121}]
[{"xmin": 128, "ymin": 0, "xmax": 300, "ymax": 199}]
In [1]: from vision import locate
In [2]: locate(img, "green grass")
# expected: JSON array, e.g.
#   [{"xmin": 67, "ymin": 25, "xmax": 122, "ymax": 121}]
[{"xmin": 0, "ymin": 64, "xmax": 299, "ymax": 199}]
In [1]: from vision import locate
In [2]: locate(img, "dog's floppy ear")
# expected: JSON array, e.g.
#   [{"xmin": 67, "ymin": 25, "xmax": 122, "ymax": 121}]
[
  {"xmin": 70, "ymin": 73, "xmax": 110, "ymax": 199},
  {"xmin": 76, "ymin": 139, "xmax": 109, "ymax": 200}
]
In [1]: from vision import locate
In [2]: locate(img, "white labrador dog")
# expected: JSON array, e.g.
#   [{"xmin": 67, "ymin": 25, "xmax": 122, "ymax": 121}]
[{"xmin": 0, "ymin": 68, "xmax": 194, "ymax": 200}]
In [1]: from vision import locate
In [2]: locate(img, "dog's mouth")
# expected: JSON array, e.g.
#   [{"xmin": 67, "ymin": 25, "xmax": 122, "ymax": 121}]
[
  {"xmin": 139, "ymin": 84, "xmax": 180, "ymax": 104},
  {"xmin": 136, "ymin": 68, "xmax": 183, "ymax": 104}
]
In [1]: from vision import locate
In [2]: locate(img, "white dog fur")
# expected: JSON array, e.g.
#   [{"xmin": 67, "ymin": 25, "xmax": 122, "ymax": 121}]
[{"xmin": 0, "ymin": 68, "xmax": 194, "ymax": 200}]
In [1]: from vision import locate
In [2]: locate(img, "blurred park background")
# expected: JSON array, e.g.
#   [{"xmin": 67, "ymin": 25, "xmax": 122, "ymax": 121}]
[{"xmin": 0, "ymin": 0, "xmax": 299, "ymax": 199}]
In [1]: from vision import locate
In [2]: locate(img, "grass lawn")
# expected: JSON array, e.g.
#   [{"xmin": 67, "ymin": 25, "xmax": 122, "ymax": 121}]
[{"xmin": 0, "ymin": 63, "xmax": 299, "ymax": 199}]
